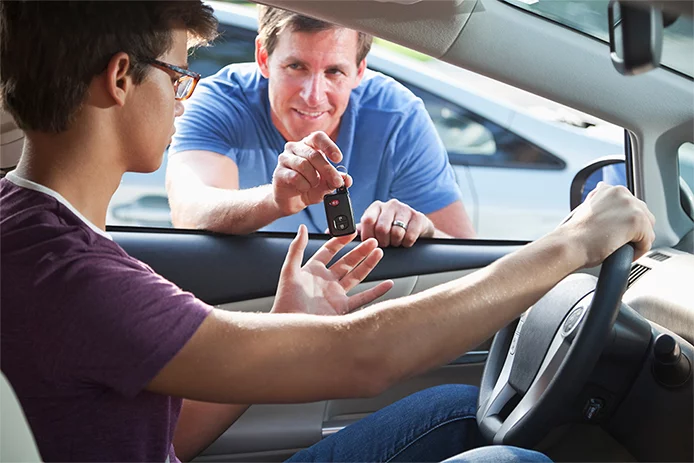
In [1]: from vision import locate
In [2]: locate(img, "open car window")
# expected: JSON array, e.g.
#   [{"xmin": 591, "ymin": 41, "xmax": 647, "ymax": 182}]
[{"xmin": 107, "ymin": 4, "xmax": 628, "ymax": 241}]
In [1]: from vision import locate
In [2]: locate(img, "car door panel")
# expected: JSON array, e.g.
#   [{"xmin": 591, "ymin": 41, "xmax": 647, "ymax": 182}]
[
  {"xmin": 111, "ymin": 229, "xmax": 523, "ymax": 305},
  {"xmin": 195, "ymin": 363, "xmax": 486, "ymax": 462},
  {"xmin": 110, "ymin": 230, "xmax": 520, "ymax": 460}
]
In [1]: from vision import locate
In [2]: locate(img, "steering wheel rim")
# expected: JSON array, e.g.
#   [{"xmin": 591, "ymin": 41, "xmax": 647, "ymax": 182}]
[{"xmin": 476, "ymin": 244, "xmax": 635, "ymax": 448}]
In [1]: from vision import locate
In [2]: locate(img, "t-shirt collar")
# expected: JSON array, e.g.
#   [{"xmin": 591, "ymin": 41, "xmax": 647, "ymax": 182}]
[{"xmin": 5, "ymin": 171, "xmax": 113, "ymax": 240}]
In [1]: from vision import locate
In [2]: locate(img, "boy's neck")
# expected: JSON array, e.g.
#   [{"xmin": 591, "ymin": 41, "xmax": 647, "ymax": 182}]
[{"xmin": 15, "ymin": 132, "xmax": 124, "ymax": 231}]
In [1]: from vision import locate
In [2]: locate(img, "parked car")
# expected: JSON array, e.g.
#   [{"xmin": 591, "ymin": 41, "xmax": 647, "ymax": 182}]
[{"xmin": 108, "ymin": 1, "xmax": 629, "ymax": 239}]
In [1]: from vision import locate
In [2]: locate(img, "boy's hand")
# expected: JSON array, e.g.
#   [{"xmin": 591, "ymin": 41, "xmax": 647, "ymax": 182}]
[{"xmin": 273, "ymin": 225, "xmax": 393, "ymax": 315}]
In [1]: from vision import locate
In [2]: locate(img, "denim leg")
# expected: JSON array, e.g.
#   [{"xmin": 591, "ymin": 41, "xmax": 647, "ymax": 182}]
[
  {"xmin": 287, "ymin": 384, "xmax": 485, "ymax": 463},
  {"xmin": 442, "ymin": 446, "xmax": 552, "ymax": 463}
]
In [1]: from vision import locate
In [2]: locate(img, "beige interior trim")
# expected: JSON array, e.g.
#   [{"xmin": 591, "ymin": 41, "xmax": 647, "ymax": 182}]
[
  {"xmin": 216, "ymin": 269, "xmax": 480, "ymax": 314},
  {"xmin": 1, "ymin": 372, "xmax": 43, "ymax": 462}
]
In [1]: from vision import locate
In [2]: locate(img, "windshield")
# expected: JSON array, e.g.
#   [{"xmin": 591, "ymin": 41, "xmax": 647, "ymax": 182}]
[{"xmin": 502, "ymin": 0, "xmax": 694, "ymax": 77}]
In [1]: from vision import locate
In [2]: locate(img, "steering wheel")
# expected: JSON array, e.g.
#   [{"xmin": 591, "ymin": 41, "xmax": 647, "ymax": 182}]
[{"xmin": 476, "ymin": 244, "xmax": 634, "ymax": 448}]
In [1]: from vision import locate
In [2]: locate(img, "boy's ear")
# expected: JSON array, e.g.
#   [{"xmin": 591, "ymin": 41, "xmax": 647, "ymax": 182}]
[
  {"xmin": 105, "ymin": 52, "xmax": 134, "ymax": 106},
  {"xmin": 255, "ymin": 36, "xmax": 270, "ymax": 79}
]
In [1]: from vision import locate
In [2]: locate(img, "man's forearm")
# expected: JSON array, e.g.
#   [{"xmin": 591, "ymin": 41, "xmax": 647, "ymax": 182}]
[
  {"xmin": 347, "ymin": 228, "xmax": 583, "ymax": 388},
  {"xmin": 170, "ymin": 184, "xmax": 284, "ymax": 234},
  {"xmin": 174, "ymin": 400, "xmax": 250, "ymax": 462}
]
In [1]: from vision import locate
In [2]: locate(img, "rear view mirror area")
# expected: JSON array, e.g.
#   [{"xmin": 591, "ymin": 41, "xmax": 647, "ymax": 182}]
[{"xmin": 608, "ymin": 0, "xmax": 680, "ymax": 76}]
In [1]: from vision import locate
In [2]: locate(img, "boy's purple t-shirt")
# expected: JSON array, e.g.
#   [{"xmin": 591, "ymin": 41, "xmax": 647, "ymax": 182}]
[{"xmin": 0, "ymin": 176, "xmax": 212, "ymax": 462}]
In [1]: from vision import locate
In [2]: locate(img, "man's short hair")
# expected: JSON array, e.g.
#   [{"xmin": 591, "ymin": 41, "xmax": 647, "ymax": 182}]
[
  {"xmin": 257, "ymin": 6, "xmax": 373, "ymax": 67},
  {"xmin": 0, "ymin": 1, "xmax": 218, "ymax": 133}
]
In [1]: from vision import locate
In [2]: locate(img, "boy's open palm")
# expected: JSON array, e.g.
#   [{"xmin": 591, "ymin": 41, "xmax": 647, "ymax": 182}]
[{"xmin": 273, "ymin": 225, "xmax": 394, "ymax": 316}]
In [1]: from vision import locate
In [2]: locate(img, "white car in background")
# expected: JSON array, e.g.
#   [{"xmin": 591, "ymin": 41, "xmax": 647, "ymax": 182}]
[{"xmin": 109, "ymin": 1, "xmax": 627, "ymax": 240}]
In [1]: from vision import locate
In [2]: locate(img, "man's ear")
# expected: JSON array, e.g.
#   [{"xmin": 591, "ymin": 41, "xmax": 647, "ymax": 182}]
[
  {"xmin": 353, "ymin": 58, "xmax": 367, "ymax": 88},
  {"xmin": 255, "ymin": 36, "xmax": 271, "ymax": 79},
  {"xmin": 105, "ymin": 52, "xmax": 133, "ymax": 107}
]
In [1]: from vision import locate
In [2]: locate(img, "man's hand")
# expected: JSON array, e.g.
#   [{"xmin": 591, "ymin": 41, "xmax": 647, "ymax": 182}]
[
  {"xmin": 273, "ymin": 225, "xmax": 394, "ymax": 316},
  {"xmin": 272, "ymin": 132, "xmax": 353, "ymax": 216},
  {"xmin": 358, "ymin": 199, "xmax": 436, "ymax": 248},
  {"xmin": 558, "ymin": 183, "xmax": 656, "ymax": 268}
]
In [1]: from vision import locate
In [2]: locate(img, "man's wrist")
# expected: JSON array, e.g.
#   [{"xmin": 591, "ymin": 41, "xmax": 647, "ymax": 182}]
[
  {"xmin": 424, "ymin": 218, "xmax": 438, "ymax": 238},
  {"xmin": 263, "ymin": 185, "xmax": 291, "ymax": 221}
]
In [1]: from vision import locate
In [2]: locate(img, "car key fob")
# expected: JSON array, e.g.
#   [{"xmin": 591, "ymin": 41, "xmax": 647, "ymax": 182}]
[{"xmin": 324, "ymin": 185, "xmax": 356, "ymax": 237}]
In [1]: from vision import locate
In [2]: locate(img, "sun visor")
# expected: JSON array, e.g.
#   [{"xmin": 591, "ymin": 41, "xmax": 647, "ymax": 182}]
[{"xmin": 254, "ymin": 0, "xmax": 476, "ymax": 59}]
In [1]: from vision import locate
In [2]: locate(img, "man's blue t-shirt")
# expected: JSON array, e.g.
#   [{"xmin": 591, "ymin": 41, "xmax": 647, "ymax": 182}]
[{"xmin": 170, "ymin": 63, "xmax": 461, "ymax": 233}]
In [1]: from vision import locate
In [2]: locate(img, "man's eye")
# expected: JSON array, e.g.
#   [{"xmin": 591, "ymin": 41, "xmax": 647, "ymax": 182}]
[
  {"xmin": 327, "ymin": 69, "xmax": 344, "ymax": 75},
  {"xmin": 288, "ymin": 63, "xmax": 302, "ymax": 70}
]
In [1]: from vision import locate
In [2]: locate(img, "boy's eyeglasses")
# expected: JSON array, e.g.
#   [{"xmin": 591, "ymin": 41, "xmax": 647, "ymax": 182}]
[{"xmin": 145, "ymin": 59, "xmax": 201, "ymax": 101}]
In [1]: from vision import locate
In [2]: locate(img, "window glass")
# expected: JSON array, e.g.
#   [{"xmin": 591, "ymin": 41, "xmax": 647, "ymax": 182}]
[
  {"xmin": 107, "ymin": 23, "xmax": 256, "ymax": 229},
  {"xmin": 679, "ymin": 142, "xmax": 694, "ymax": 219},
  {"xmin": 189, "ymin": 23, "xmax": 257, "ymax": 77},
  {"xmin": 108, "ymin": 11, "xmax": 625, "ymax": 241},
  {"xmin": 401, "ymin": 82, "xmax": 565, "ymax": 170},
  {"xmin": 502, "ymin": 0, "xmax": 694, "ymax": 77}
]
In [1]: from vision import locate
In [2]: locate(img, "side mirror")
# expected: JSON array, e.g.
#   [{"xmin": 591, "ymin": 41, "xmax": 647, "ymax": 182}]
[
  {"xmin": 570, "ymin": 156, "xmax": 627, "ymax": 210},
  {"xmin": 609, "ymin": 1, "xmax": 664, "ymax": 76}
]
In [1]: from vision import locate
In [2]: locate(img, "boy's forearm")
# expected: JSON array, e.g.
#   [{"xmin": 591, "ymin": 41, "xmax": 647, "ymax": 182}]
[
  {"xmin": 174, "ymin": 400, "xmax": 250, "ymax": 462},
  {"xmin": 348, "ymin": 230, "xmax": 582, "ymax": 386}
]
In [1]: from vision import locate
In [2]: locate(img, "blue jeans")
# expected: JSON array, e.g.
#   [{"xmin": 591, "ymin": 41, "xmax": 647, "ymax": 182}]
[{"xmin": 287, "ymin": 384, "xmax": 551, "ymax": 463}]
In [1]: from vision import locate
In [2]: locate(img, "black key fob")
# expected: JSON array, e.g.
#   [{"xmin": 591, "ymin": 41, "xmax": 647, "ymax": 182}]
[{"xmin": 324, "ymin": 186, "xmax": 356, "ymax": 237}]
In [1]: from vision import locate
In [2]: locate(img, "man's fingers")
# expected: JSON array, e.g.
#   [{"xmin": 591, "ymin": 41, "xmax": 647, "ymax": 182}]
[
  {"xmin": 308, "ymin": 233, "xmax": 357, "ymax": 266},
  {"xmin": 389, "ymin": 210, "xmax": 411, "ymax": 247},
  {"xmin": 303, "ymin": 132, "xmax": 343, "ymax": 164},
  {"xmin": 359, "ymin": 202, "xmax": 382, "ymax": 242},
  {"xmin": 402, "ymin": 214, "xmax": 427, "ymax": 248},
  {"xmin": 340, "ymin": 246, "xmax": 385, "ymax": 292},
  {"xmin": 373, "ymin": 205, "xmax": 396, "ymax": 247},
  {"xmin": 287, "ymin": 141, "xmax": 342, "ymax": 190},
  {"xmin": 274, "ymin": 167, "xmax": 312, "ymax": 193},
  {"xmin": 329, "ymin": 238, "xmax": 379, "ymax": 279},
  {"xmin": 278, "ymin": 152, "xmax": 320, "ymax": 188},
  {"xmin": 282, "ymin": 225, "xmax": 309, "ymax": 274},
  {"xmin": 342, "ymin": 173, "xmax": 353, "ymax": 189},
  {"xmin": 347, "ymin": 280, "xmax": 394, "ymax": 312}
]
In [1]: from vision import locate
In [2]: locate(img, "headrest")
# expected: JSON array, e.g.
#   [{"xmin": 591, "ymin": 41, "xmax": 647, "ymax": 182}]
[{"xmin": 1, "ymin": 109, "xmax": 24, "ymax": 173}]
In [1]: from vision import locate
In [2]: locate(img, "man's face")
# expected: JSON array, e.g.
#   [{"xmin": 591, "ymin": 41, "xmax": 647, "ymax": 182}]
[{"xmin": 257, "ymin": 27, "xmax": 367, "ymax": 142}]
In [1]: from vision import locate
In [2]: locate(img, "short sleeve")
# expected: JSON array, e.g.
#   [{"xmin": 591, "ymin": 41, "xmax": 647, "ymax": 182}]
[
  {"xmin": 389, "ymin": 100, "xmax": 462, "ymax": 214},
  {"xmin": 52, "ymin": 254, "xmax": 212, "ymax": 397},
  {"xmin": 169, "ymin": 77, "xmax": 241, "ymax": 163}
]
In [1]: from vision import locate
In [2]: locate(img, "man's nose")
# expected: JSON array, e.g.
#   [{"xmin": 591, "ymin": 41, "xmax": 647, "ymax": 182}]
[
  {"xmin": 300, "ymin": 73, "xmax": 326, "ymax": 107},
  {"xmin": 174, "ymin": 100, "xmax": 185, "ymax": 118}
]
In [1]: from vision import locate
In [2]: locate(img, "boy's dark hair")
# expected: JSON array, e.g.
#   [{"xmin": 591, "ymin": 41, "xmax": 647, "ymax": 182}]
[
  {"xmin": 0, "ymin": 1, "xmax": 218, "ymax": 133},
  {"xmin": 257, "ymin": 6, "xmax": 372, "ymax": 67}
]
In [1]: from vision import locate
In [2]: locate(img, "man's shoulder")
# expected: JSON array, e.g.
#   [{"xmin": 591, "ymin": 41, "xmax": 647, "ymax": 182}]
[
  {"xmin": 353, "ymin": 70, "xmax": 421, "ymax": 115},
  {"xmin": 200, "ymin": 62, "xmax": 265, "ymax": 98}
]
